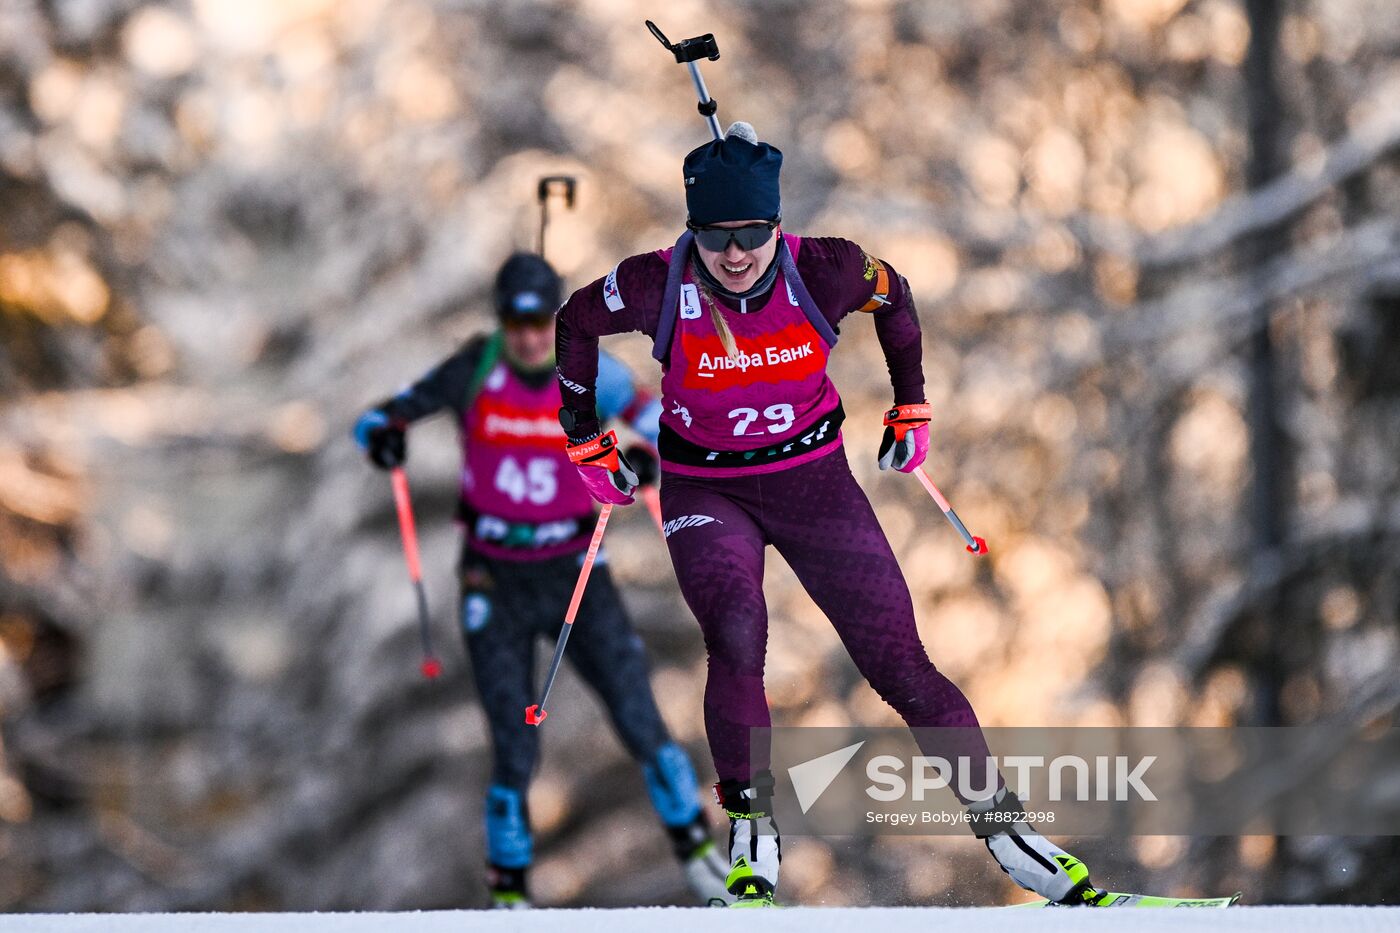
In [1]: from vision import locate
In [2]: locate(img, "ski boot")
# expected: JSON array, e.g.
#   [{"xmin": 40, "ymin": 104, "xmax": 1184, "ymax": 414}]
[
  {"xmin": 484, "ymin": 784, "xmax": 533, "ymax": 909},
  {"xmin": 969, "ymin": 787, "xmax": 1106, "ymax": 905},
  {"xmin": 726, "ymin": 857, "xmax": 777, "ymax": 908},
  {"xmin": 485, "ymin": 864, "xmax": 530, "ymax": 910},
  {"xmin": 646, "ymin": 742, "xmax": 732, "ymax": 906},
  {"xmin": 667, "ymin": 815, "xmax": 732, "ymax": 906},
  {"xmin": 716, "ymin": 771, "xmax": 781, "ymax": 908}
]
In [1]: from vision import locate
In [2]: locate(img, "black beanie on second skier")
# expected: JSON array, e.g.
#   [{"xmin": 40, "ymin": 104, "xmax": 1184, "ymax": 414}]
[
  {"xmin": 494, "ymin": 252, "xmax": 562, "ymax": 322},
  {"xmin": 683, "ymin": 122, "xmax": 783, "ymax": 225}
]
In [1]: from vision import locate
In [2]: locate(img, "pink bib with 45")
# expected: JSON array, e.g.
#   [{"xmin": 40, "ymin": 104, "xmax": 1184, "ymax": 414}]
[{"xmin": 461, "ymin": 363, "xmax": 593, "ymax": 523}]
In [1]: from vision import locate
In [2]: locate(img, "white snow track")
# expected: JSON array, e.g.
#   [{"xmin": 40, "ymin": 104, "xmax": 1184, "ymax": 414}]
[{"xmin": 1, "ymin": 907, "xmax": 1398, "ymax": 932}]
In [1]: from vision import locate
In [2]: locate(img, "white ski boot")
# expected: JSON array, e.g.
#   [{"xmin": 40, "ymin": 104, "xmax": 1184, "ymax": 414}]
[
  {"xmin": 716, "ymin": 772, "xmax": 781, "ymax": 908},
  {"xmin": 667, "ymin": 815, "xmax": 733, "ymax": 906},
  {"xmin": 969, "ymin": 787, "xmax": 1105, "ymax": 905}
]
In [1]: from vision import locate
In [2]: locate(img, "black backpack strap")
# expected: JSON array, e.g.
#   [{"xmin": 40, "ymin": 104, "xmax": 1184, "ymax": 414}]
[
  {"xmin": 651, "ymin": 230, "xmax": 695, "ymax": 363},
  {"xmin": 775, "ymin": 237, "xmax": 838, "ymax": 348}
]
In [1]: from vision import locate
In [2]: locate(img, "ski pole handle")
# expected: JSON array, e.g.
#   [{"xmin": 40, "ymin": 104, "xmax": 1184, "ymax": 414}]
[
  {"xmin": 526, "ymin": 503, "xmax": 614, "ymax": 725},
  {"xmin": 390, "ymin": 468, "xmax": 442, "ymax": 678},
  {"xmin": 915, "ymin": 469, "xmax": 988, "ymax": 556}
]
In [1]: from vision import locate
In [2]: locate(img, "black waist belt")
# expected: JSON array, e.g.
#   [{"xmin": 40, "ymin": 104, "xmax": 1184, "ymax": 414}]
[
  {"xmin": 658, "ymin": 401, "xmax": 844, "ymax": 469},
  {"xmin": 457, "ymin": 505, "xmax": 591, "ymax": 550}
]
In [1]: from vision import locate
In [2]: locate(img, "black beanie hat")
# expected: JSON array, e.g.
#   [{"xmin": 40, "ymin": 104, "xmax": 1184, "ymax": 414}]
[
  {"xmin": 494, "ymin": 252, "xmax": 561, "ymax": 321},
  {"xmin": 683, "ymin": 122, "xmax": 783, "ymax": 225}
]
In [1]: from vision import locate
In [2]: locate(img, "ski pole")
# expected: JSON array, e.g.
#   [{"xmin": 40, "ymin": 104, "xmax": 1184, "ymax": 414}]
[
  {"xmin": 525, "ymin": 503, "xmax": 614, "ymax": 725},
  {"xmin": 646, "ymin": 20, "xmax": 724, "ymax": 141},
  {"xmin": 641, "ymin": 486, "xmax": 666, "ymax": 537},
  {"xmin": 536, "ymin": 175, "xmax": 577, "ymax": 259},
  {"xmin": 389, "ymin": 467, "xmax": 443, "ymax": 678},
  {"xmin": 630, "ymin": 446, "xmax": 667, "ymax": 537},
  {"xmin": 914, "ymin": 469, "xmax": 988, "ymax": 556}
]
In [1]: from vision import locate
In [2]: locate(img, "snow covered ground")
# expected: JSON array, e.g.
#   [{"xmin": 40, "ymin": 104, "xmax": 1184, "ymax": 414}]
[{"xmin": 1, "ymin": 907, "xmax": 1398, "ymax": 932}]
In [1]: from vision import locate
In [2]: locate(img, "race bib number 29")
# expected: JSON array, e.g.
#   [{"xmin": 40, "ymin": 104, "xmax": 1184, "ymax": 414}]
[{"xmin": 727, "ymin": 403, "xmax": 796, "ymax": 436}]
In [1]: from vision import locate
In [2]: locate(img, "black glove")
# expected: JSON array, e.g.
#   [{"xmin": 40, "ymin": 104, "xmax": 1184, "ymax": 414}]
[
  {"xmin": 353, "ymin": 409, "xmax": 406, "ymax": 469},
  {"xmin": 624, "ymin": 445, "xmax": 660, "ymax": 487}
]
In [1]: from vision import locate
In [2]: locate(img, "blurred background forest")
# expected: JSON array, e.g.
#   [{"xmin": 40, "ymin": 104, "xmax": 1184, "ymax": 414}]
[{"xmin": 2, "ymin": 0, "xmax": 1399, "ymax": 912}]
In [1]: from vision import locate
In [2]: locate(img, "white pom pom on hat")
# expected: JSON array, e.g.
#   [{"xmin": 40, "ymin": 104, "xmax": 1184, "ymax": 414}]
[{"xmin": 725, "ymin": 121, "xmax": 758, "ymax": 143}]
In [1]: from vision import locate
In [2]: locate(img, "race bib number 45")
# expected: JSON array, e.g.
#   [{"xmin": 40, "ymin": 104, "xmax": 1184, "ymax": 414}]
[{"xmin": 494, "ymin": 456, "xmax": 558, "ymax": 505}]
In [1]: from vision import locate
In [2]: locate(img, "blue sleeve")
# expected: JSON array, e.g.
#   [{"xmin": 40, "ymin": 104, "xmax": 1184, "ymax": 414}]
[
  {"xmin": 628, "ymin": 397, "xmax": 662, "ymax": 448},
  {"xmin": 596, "ymin": 351, "xmax": 660, "ymax": 448},
  {"xmin": 595, "ymin": 351, "xmax": 637, "ymax": 424}
]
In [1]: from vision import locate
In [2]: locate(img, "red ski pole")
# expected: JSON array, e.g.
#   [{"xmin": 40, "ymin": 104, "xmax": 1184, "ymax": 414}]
[
  {"xmin": 641, "ymin": 486, "xmax": 666, "ymax": 537},
  {"xmin": 525, "ymin": 503, "xmax": 614, "ymax": 725},
  {"xmin": 390, "ymin": 467, "xmax": 443, "ymax": 678},
  {"xmin": 914, "ymin": 468, "xmax": 988, "ymax": 556}
]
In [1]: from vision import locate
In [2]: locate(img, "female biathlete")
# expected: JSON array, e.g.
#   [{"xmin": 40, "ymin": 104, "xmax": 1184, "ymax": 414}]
[{"xmin": 553, "ymin": 124, "xmax": 1103, "ymax": 908}]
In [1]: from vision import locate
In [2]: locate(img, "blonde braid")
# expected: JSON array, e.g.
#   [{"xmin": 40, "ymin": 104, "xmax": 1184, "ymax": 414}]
[{"xmin": 690, "ymin": 259, "xmax": 741, "ymax": 362}]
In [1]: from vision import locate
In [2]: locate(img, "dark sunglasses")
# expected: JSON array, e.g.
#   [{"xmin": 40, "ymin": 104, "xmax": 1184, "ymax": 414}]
[
  {"xmin": 687, "ymin": 220, "xmax": 779, "ymax": 253},
  {"xmin": 502, "ymin": 314, "xmax": 554, "ymax": 332}
]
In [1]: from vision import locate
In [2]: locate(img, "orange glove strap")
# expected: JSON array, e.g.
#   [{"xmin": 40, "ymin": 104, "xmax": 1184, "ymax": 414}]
[
  {"xmin": 566, "ymin": 429, "xmax": 622, "ymax": 472},
  {"xmin": 883, "ymin": 403, "xmax": 932, "ymax": 440}
]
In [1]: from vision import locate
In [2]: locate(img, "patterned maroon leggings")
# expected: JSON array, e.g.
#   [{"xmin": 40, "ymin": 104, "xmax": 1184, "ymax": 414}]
[{"xmin": 660, "ymin": 444, "xmax": 991, "ymax": 786}]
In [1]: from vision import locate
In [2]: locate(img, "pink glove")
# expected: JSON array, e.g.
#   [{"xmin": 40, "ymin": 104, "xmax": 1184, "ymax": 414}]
[
  {"xmin": 565, "ymin": 430, "xmax": 639, "ymax": 505},
  {"xmin": 877, "ymin": 403, "xmax": 931, "ymax": 473}
]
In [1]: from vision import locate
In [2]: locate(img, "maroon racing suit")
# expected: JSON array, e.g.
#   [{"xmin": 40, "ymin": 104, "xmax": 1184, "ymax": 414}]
[{"xmin": 556, "ymin": 234, "xmax": 992, "ymax": 789}]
